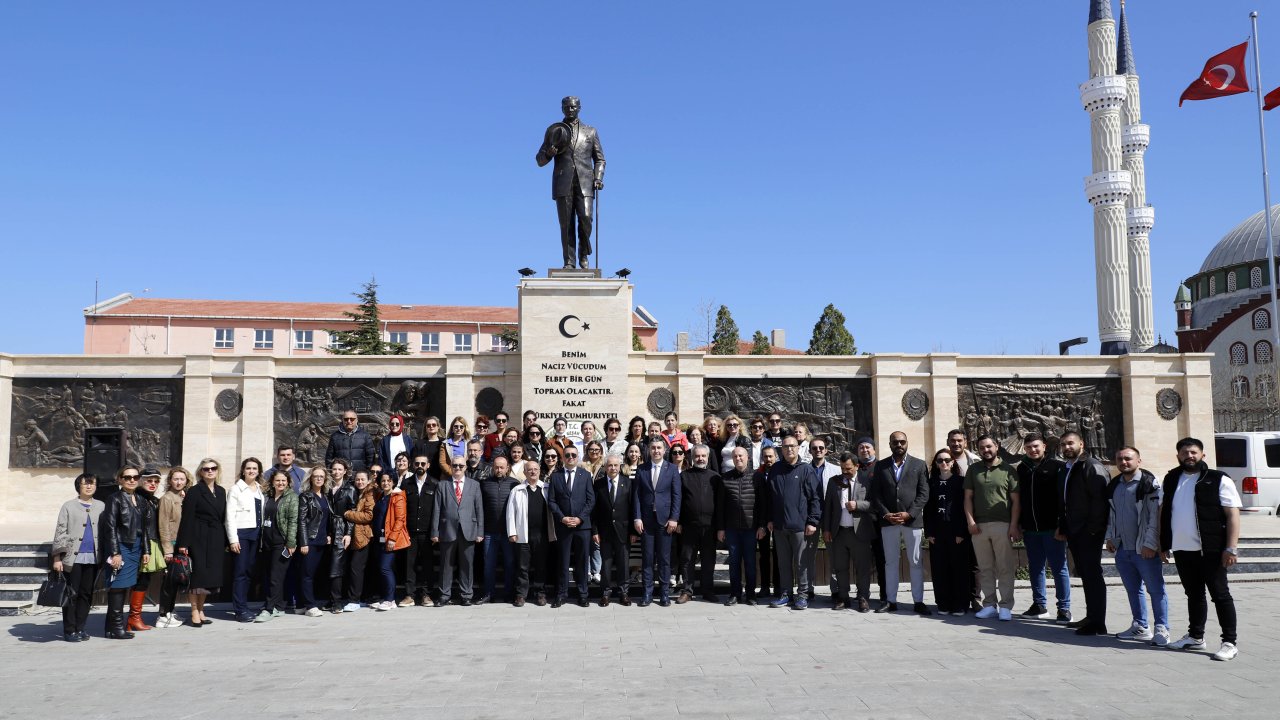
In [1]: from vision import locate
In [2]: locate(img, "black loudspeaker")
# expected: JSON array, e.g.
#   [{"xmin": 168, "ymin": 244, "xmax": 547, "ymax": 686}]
[{"xmin": 84, "ymin": 427, "xmax": 126, "ymax": 502}]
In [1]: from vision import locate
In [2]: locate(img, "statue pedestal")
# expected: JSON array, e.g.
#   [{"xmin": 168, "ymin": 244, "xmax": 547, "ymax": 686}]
[
  {"xmin": 547, "ymin": 268, "xmax": 602, "ymax": 279},
  {"xmin": 518, "ymin": 277, "xmax": 631, "ymax": 423}
]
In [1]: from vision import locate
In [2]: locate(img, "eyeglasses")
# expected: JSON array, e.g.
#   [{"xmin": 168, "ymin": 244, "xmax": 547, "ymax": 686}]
[
  {"xmin": 496, "ymin": 419, "xmax": 508, "ymax": 424},
  {"xmin": 343, "ymin": 417, "xmax": 358, "ymax": 422},
  {"xmin": 200, "ymin": 466, "xmax": 218, "ymax": 472},
  {"xmin": 564, "ymin": 453, "xmax": 578, "ymax": 458},
  {"xmin": 811, "ymin": 446, "xmax": 825, "ymax": 452},
  {"xmin": 545, "ymin": 455, "xmax": 558, "ymax": 460},
  {"xmin": 413, "ymin": 462, "xmax": 429, "ymax": 467},
  {"xmin": 121, "ymin": 474, "xmax": 139, "ymax": 480},
  {"xmin": 769, "ymin": 418, "xmax": 782, "ymax": 423},
  {"xmin": 750, "ymin": 424, "xmax": 763, "ymax": 430},
  {"xmin": 727, "ymin": 422, "xmax": 740, "ymax": 427},
  {"xmin": 451, "ymin": 424, "xmax": 464, "ymax": 430},
  {"xmin": 451, "ymin": 464, "xmax": 466, "ymax": 469},
  {"xmin": 426, "ymin": 422, "xmax": 439, "ymax": 427},
  {"xmin": 937, "ymin": 458, "xmax": 954, "ymax": 464},
  {"xmin": 529, "ymin": 431, "xmax": 542, "ymax": 436},
  {"xmin": 671, "ymin": 449, "xmax": 685, "ymax": 455}
]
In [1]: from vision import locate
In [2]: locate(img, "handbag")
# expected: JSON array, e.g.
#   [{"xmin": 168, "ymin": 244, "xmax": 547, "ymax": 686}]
[
  {"xmin": 140, "ymin": 540, "xmax": 167, "ymax": 573},
  {"xmin": 166, "ymin": 553, "xmax": 191, "ymax": 589},
  {"xmin": 36, "ymin": 571, "xmax": 71, "ymax": 608}
]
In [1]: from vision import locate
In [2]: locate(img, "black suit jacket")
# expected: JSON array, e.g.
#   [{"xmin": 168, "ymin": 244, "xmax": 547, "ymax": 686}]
[
  {"xmin": 868, "ymin": 455, "xmax": 930, "ymax": 528},
  {"xmin": 592, "ymin": 473, "xmax": 632, "ymax": 545},
  {"xmin": 1058, "ymin": 457, "xmax": 1110, "ymax": 537}
]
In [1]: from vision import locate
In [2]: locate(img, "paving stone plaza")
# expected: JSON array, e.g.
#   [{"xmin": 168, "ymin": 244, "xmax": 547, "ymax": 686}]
[{"xmin": 2, "ymin": 577, "xmax": 1276, "ymax": 719}]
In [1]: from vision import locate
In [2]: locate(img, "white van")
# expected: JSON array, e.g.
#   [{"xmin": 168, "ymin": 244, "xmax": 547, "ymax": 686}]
[{"xmin": 1214, "ymin": 432, "xmax": 1280, "ymax": 515}]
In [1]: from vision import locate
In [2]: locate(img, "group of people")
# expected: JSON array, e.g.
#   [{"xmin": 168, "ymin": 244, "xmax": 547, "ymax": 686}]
[{"xmin": 48, "ymin": 408, "xmax": 1243, "ymax": 661}]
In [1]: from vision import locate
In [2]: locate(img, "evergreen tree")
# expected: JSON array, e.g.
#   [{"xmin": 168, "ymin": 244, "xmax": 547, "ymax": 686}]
[
  {"xmin": 326, "ymin": 278, "xmax": 408, "ymax": 355},
  {"xmin": 496, "ymin": 326, "xmax": 520, "ymax": 352},
  {"xmin": 710, "ymin": 305, "xmax": 741, "ymax": 355},
  {"xmin": 806, "ymin": 304, "xmax": 856, "ymax": 355},
  {"xmin": 750, "ymin": 330, "xmax": 772, "ymax": 355},
  {"xmin": 632, "ymin": 330, "xmax": 644, "ymax": 351}
]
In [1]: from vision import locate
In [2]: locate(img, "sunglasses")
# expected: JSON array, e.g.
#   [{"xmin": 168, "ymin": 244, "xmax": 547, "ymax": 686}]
[
  {"xmin": 564, "ymin": 453, "xmax": 578, "ymax": 458},
  {"xmin": 201, "ymin": 466, "xmax": 218, "ymax": 472},
  {"xmin": 671, "ymin": 449, "xmax": 686, "ymax": 455},
  {"xmin": 937, "ymin": 458, "xmax": 954, "ymax": 463},
  {"xmin": 343, "ymin": 417, "xmax": 358, "ymax": 422},
  {"xmin": 121, "ymin": 474, "xmax": 140, "ymax": 480},
  {"xmin": 727, "ymin": 422, "xmax": 740, "ymax": 427},
  {"xmin": 413, "ymin": 462, "xmax": 429, "ymax": 467},
  {"xmin": 452, "ymin": 424, "xmax": 464, "ymax": 429},
  {"xmin": 451, "ymin": 464, "xmax": 466, "ymax": 469},
  {"xmin": 529, "ymin": 431, "xmax": 542, "ymax": 436}
]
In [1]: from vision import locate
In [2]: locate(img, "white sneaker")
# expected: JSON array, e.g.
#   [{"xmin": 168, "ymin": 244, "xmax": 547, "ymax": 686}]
[
  {"xmin": 1117, "ymin": 622, "xmax": 1153, "ymax": 641},
  {"xmin": 153, "ymin": 613, "xmax": 174, "ymax": 628},
  {"xmin": 342, "ymin": 602, "xmax": 362, "ymax": 612},
  {"xmin": 304, "ymin": 607, "xmax": 323, "ymax": 618},
  {"xmin": 1213, "ymin": 642, "xmax": 1239, "ymax": 661},
  {"xmin": 997, "ymin": 608, "xmax": 1012, "ymax": 622},
  {"xmin": 975, "ymin": 606, "xmax": 998, "ymax": 619},
  {"xmin": 1167, "ymin": 634, "xmax": 1206, "ymax": 651},
  {"xmin": 373, "ymin": 601, "xmax": 389, "ymax": 611},
  {"xmin": 1151, "ymin": 625, "xmax": 1171, "ymax": 647}
]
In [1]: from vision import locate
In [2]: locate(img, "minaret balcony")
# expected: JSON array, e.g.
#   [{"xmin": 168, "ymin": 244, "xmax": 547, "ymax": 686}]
[
  {"xmin": 1126, "ymin": 206, "xmax": 1155, "ymax": 234},
  {"xmin": 1122, "ymin": 124, "xmax": 1150, "ymax": 153},
  {"xmin": 1080, "ymin": 75, "xmax": 1128, "ymax": 113},
  {"xmin": 1085, "ymin": 170, "xmax": 1133, "ymax": 206}
]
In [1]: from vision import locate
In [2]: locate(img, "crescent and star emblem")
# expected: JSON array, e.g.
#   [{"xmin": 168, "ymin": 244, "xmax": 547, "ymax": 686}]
[
  {"xmin": 558, "ymin": 315, "xmax": 590, "ymax": 338},
  {"xmin": 1209, "ymin": 63, "xmax": 1236, "ymax": 90}
]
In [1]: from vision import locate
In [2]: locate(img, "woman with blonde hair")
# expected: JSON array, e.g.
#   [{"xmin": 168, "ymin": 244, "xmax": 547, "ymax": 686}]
[
  {"xmin": 296, "ymin": 465, "xmax": 332, "ymax": 617},
  {"xmin": 444, "ymin": 416, "xmax": 471, "ymax": 461},
  {"xmin": 154, "ymin": 466, "xmax": 191, "ymax": 628},
  {"xmin": 718, "ymin": 414, "xmax": 751, "ymax": 470},
  {"xmin": 176, "ymin": 458, "xmax": 226, "ymax": 627}
]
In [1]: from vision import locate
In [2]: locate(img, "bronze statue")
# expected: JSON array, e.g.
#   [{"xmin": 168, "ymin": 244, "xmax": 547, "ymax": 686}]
[{"xmin": 536, "ymin": 96, "xmax": 605, "ymax": 269}]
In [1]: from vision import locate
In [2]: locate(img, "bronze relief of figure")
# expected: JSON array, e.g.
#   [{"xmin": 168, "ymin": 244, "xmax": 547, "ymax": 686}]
[{"xmin": 536, "ymin": 96, "xmax": 605, "ymax": 269}]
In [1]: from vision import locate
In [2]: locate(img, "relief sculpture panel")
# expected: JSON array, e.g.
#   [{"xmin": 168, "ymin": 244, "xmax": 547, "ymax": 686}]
[
  {"xmin": 957, "ymin": 379, "xmax": 1123, "ymax": 461},
  {"xmin": 704, "ymin": 379, "xmax": 873, "ymax": 455},
  {"xmin": 273, "ymin": 378, "xmax": 445, "ymax": 465},
  {"xmin": 9, "ymin": 378, "xmax": 184, "ymax": 469}
]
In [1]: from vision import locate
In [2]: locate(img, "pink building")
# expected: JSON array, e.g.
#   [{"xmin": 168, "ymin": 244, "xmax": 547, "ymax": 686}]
[{"xmin": 83, "ymin": 294, "xmax": 660, "ymax": 356}]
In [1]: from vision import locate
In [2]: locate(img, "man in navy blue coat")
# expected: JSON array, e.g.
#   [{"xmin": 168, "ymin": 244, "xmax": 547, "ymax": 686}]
[
  {"xmin": 633, "ymin": 437, "xmax": 682, "ymax": 607},
  {"xmin": 548, "ymin": 444, "xmax": 596, "ymax": 607}
]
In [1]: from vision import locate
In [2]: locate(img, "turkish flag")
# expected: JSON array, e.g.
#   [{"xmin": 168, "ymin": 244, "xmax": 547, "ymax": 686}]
[
  {"xmin": 1265, "ymin": 86, "xmax": 1280, "ymax": 111},
  {"xmin": 1179, "ymin": 41, "xmax": 1250, "ymax": 106}
]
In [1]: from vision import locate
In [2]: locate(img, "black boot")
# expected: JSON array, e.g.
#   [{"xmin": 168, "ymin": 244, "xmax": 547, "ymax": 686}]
[{"xmin": 105, "ymin": 590, "xmax": 134, "ymax": 640}]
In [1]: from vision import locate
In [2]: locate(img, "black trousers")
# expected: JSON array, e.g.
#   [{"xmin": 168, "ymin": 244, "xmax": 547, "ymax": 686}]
[
  {"xmin": 1173, "ymin": 550, "xmax": 1238, "ymax": 643},
  {"xmin": 555, "ymin": 186, "xmax": 593, "ymax": 266},
  {"xmin": 517, "ymin": 535, "xmax": 550, "ymax": 599},
  {"xmin": 680, "ymin": 524, "xmax": 717, "ymax": 596},
  {"xmin": 871, "ymin": 531, "xmax": 888, "ymax": 601},
  {"xmin": 1068, "ymin": 532, "xmax": 1107, "ymax": 627},
  {"xmin": 557, "ymin": 527, "xmax": 591, "ymax": 600},
  {"xmin": 62, "ymin": 563, "xmax": 97, "ymax": 634},
  {"xmin": 599, "ymin": 532, "xmax": 631, "ymax": 596},
  {"xmin": 929, "ymin": 536, "xmax": 975, "ymax": 613},
  {"xmin": 403, "ymin": 532, "xmax": 435, "ymax": 600},
  {"xmin": 262, "ymin": 543, "xmax": 291, "ymax": 612},
  {"xmin": 756, "ymin": 532, "xmax": 776, "ymax": 594},
  {"xmin": 347, "ymin": 545, "xmax": 369, "ymax": 603}
]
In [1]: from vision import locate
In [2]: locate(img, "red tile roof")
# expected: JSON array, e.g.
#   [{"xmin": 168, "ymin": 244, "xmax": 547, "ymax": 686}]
[
  {"xmin": 697, "ymin": 341, "xmax": 806, "ymax": 356},
  {"xmin": 94, "ymin": 297, "xmax": 655, "ymax": 328}
]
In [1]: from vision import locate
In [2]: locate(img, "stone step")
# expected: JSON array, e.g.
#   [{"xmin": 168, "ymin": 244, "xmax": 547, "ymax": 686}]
[
  {"xmin": 0, "ymin": 599, "xmax": 31, "ymax": 617},
  {"xmin": 0, "ymin": 552, "xmax": 49, "ymax": 569},
  {"xmin": 0, "ymin": 543, "xmax": 52, "ymax": 554},
  {"xmin": 0, "ymin": 584, "xmax": 37, "ymax": 602},
  {"xmin": 0, "ymin": 568, "xmax": 48, "ymax": 585}
]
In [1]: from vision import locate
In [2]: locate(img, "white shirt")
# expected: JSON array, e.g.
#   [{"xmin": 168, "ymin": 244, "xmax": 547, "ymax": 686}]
[
  {"xmin": 651, "ymin": 462, "xmax": 663, "ymax": 488},
  {"xmin": 750, "ymin": 441, "xmax": 763, "ymax": 470},
  {"xmin": 387, "ymin": 434, "xmax": 407, "ymax": 465},
  {"xmin": 838, "ymin": 477, "xmax": 856, "ymax": 527},
  {"xmin": 1170, "ymin": 471, "xmax": 1243, "ymax": 552}
]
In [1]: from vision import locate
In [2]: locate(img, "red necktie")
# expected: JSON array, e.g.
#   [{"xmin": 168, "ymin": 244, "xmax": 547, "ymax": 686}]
[{"xmin": 455, "ymin": 480, "xmax": 463, "ymax": 503}]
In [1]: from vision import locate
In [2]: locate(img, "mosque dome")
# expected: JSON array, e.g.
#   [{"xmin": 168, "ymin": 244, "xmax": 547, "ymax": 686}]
[{"xmin": 1199, "ymin": 205, "xmax": 1280, "ymax": 273}]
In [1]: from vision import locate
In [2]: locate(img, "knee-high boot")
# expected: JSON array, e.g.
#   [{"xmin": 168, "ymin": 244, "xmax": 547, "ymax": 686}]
[
  {"xmin": 105, "ymin": 590, "xmax": 134, "ymax": 640},
  {"xmin": 128, "ymin": 589, "xmax": 153, "ymax": 631}
]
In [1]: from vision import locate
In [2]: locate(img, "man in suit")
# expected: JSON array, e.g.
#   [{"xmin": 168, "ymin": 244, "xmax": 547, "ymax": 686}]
[
  {"xmin": 868, "ymin": 431, "xmax": 931, "ymax": 615},
  {"xmin": 548, "ymin": 443, "xmax": 596, "ymax": 607},
  {"xmin": 824, "ymin": 452, "xmax": 877, "ymax": 612},
  {"xmin": 1057, "ymin": 430, "xmax": 1111, "ymax": 635},
  {"xmin": 430, "ymin": 456, "xmax": 485, "ymax": 606},
  {"xmin": 399, "ymin": 454, "xmax": 438, "ymax": 606},
  {"xmin": 535, "ymin": 95, "xmax": 605, "ymax": 269},
  {"xmin": 634, "ymin": 437, "xmax": 682, "ymax": 607},
  {"xmin": 592, "ymin": 454, "xmax": 633, "ymax": 606}
]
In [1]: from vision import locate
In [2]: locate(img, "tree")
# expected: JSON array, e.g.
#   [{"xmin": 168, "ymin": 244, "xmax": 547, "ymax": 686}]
[
  {"xmin": 710, "ymin": 305, "xmax": 741, "ymax": 355},
  {"xmin": 750, "ymin": 330, "xmax": 771, "ymax": 355},
  {"xmin": 807, "ymin": 303, "xmax": 856, "ymax": 355},
  {"xmin": 632, "ymin": 330, "xmax": 644, "ymax": 351},
  {"xmin": 496, "ymin": 326, "xmax": 519, "ymax": 352},
  {"xmin": 326, "ymin": 277, "xmax": 408, "ymax": 355}
]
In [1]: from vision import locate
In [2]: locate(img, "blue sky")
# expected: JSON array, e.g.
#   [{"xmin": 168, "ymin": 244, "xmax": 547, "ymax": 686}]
[{"xmin": 2, "ymin": 1, "xmax": 1278, "ymax": 355}]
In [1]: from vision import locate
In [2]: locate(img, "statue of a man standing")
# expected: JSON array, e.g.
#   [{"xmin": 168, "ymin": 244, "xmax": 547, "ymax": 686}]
[{"xmin": 536, "ymin": 96, "xmax": 605, "ymax": 269}]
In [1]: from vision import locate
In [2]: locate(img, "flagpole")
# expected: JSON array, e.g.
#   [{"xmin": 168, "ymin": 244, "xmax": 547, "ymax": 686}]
[{"xmin": 1251, "ymin": 11, "xmax": 1280, "ymax": 408}]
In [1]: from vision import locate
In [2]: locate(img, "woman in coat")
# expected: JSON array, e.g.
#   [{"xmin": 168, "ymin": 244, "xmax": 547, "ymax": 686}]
[
  {"xmin": 99, "ymin": 465, "xmax": 152, "ymax": 639},
  {"xmin": 296, "ymin": 466, "xmax": 332, "ymax": 617},
  {"xmin": 154, "ymin": 466, "xmax": 190, "ymax": 628},
  {"xmin": 176, "ymin": 457, "xmax": 227, "ymax": 627},
  {"xmin": 925, "ymin": 448, "xmax": 973, "ymax": 616},
  {"xmin": 327, "ymin": 459, "xmax": 358, "ymax": 613},
  {"xmin": 225, "ymin": 457, "xmax": 264, "ymax": 623},
  {"xmin": 50, "ymin": 473, "xmax": 105, "ymax": 642},
  {"xmin": 128, "ymin": 467, "xmax": 165, "ymax": 632},
  {"xmin": 371, "ymin": 472, "xmax": 410, "ymax": 611},
  {"xmin": 255, "ymin": 470, "xmax": 298, "ymax": 622},
  {"xmin": 341, "ymin": 470, "xmax": 376, "ymax": 610}
]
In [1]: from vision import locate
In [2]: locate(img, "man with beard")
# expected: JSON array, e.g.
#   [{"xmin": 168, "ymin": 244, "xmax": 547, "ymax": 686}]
[
  {"xmin": 1016, "ymin": 433, "xmax": 1070, "ymax": 621},
  {"xmin": 755, "ymin": 444, "xmax": 780, "ymax": 597},
  {"xmin": 677, "ymin": 445, "xmax": 721, "ymax": 603},
  {"xmin": 947, "ymin": 429, "xmax": 982, "ymax": 611},
  {"xmin": 399, "ymin": 454, "xmax": 438, "ymax": 607},
  {"xmin": 964, "ymin": 436, "xmax": 1020, "ymax": 622},
  {"xmin": 1160, "ymin": 438, "xmax": 1242, "ymax": 661},
  {"xmin": 1056, "ymin": 430, "xmax": 1110, "ymax": 635},
  {"xmin": 808, "ymin": 438, "xmax": 840, "ymax": 600},
  {"xmin": 869, "ymin": 432, "xmax": 930, "ymax": 615},
  {"xmin": 824, "ymin": 452, "xmax": 876, "ymax": 612}
]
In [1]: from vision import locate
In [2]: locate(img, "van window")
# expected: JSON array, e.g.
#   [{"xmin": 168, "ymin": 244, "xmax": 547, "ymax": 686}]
[
  {"xmin": 1216, "ymin": 438, "xmax": 1248, "ymax": 468},
  {"xmin": 1265, "ymin": 440, "xmax": 1280, "ymax": 468}
]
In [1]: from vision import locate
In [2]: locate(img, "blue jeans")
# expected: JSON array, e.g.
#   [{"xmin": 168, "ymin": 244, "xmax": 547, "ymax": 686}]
[
  {"xmin": 724, "ymin": 528, "xmax": 758, "ymax": 599},
  {"xmin": 1115, "ymin": 547, "xmax": 1168, "ymax": 628},
  {"xmin": 232, "ymin": 528, "xmax": 260, "ymax": 618},
  {"xmin": 482, "ymin": 533, "xmax": 516, "ymax": 602},
  {"xmin": 1023, "ymin": 532, "xmax": 1070, "ymax": 610},
  {"xmin": 374, "ymin": 544, "xmax": 396, "ymax": 603}
]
